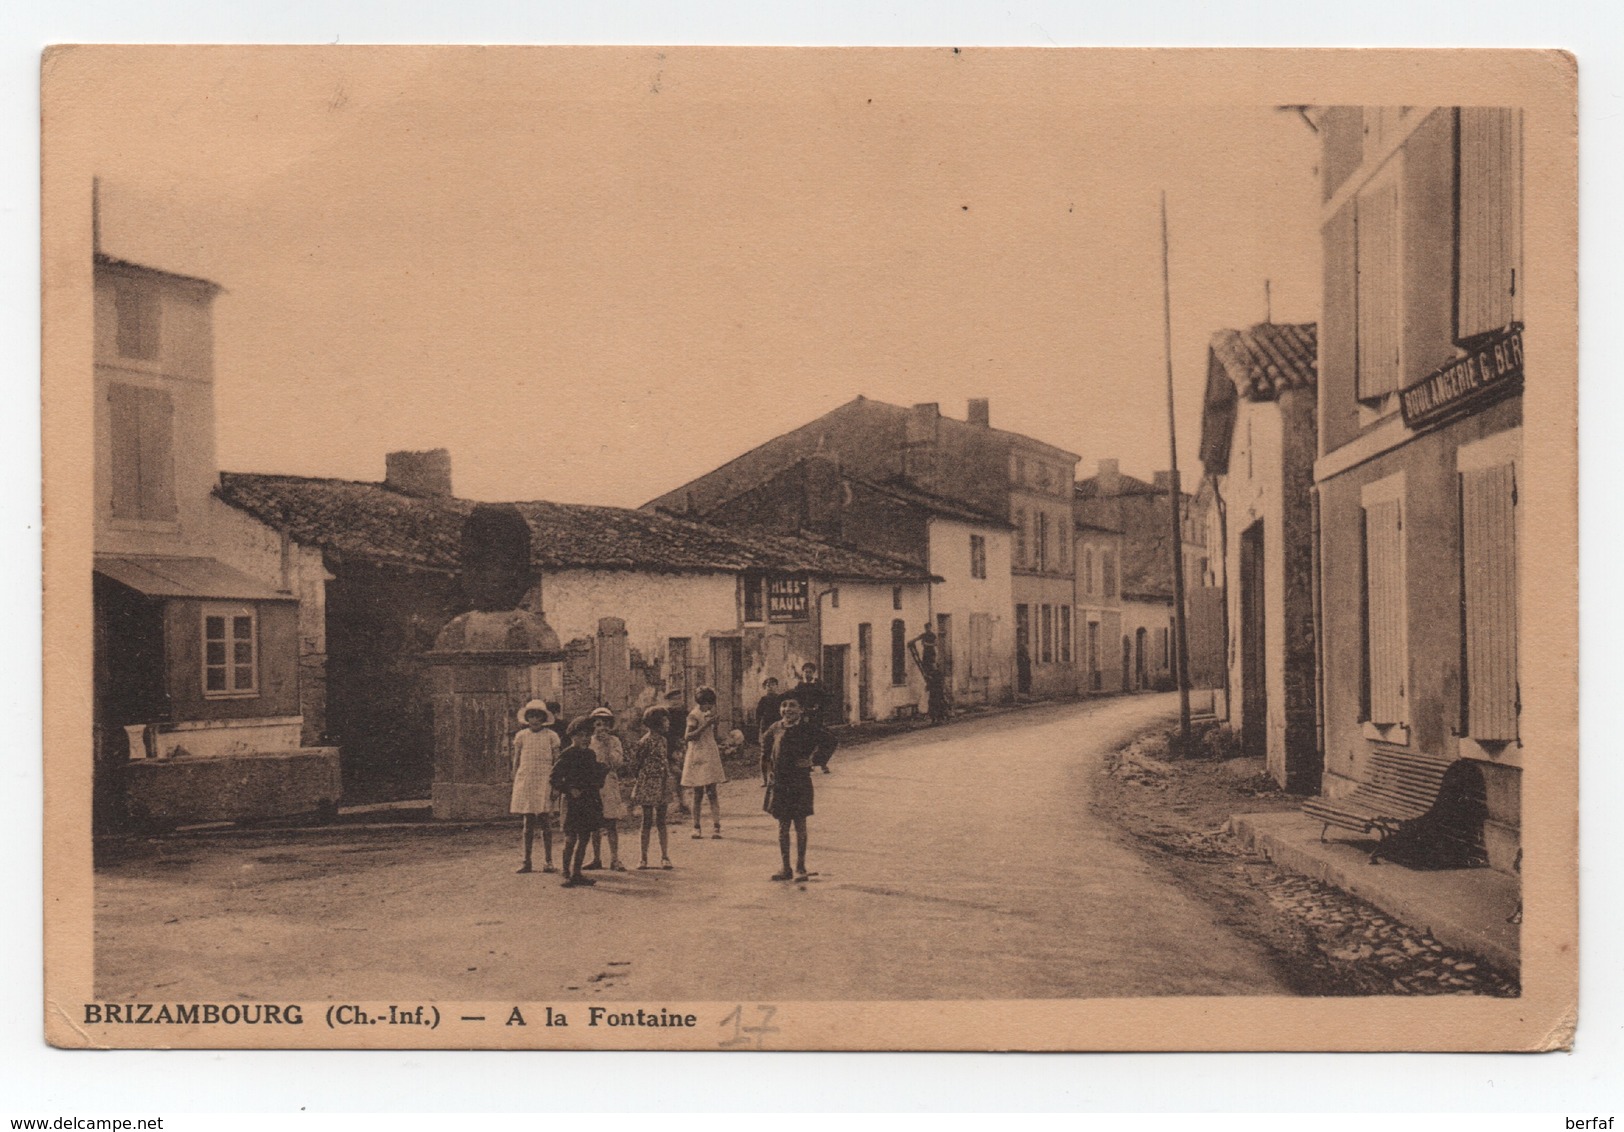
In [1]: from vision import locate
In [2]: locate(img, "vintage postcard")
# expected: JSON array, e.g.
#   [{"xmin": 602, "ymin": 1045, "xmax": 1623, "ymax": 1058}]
[{"xmin": 41, "ymin": 46, "xmax": 1577, "ymax": 1051}]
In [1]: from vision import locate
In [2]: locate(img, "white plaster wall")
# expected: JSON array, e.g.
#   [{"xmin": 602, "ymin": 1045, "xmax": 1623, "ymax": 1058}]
[
  {"xmin": 544, "ymin": 569, "xmax": 739, "ymax": 667},
  {"xmin": 926, "ymin": 518, "xmax": 1014, "ymax": 701},
  {"xmin": 1221, "ymin": 398, "xmax": 1289, "ymax": 756},
  {"xmin": 819, "ymin": 580, "xmax": 930, "ymax": 722},
  {"xmin": 1121, "ymin": 598, "xmax": 1175, "ymax": 687}
]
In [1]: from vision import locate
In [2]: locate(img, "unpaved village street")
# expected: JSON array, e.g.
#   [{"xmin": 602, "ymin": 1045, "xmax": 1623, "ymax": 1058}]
[{"xmin": 96, "ymin": 693, "xmax": 1292, "ymax": 1002}]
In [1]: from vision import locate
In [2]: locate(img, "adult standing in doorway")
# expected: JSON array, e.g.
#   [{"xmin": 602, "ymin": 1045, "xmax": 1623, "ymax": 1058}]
[
  {"xmin": 791, "ymin": 663, "xmax": 832, "ymax": 771},
  {"xmin": 682, "ymin": 687, "xmax": 727, "ymax": 839},
  {"xmin": 792, "ymin": 662, "xmax": 826, "ymax": 723}
]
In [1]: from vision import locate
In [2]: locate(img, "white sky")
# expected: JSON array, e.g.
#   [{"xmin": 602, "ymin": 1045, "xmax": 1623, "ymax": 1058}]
[{"xmin": 89, "ymin": 50, "xmax": 1322, "ymax": 505}]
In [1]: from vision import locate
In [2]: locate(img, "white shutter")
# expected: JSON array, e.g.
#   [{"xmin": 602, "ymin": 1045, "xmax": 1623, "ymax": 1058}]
[
  {"xmin": 1364, "ymin": 497, "xmax": 1408, "ymax": 724},
  {"xmin": 1357, "ymin": 171, "xmax": 1402, "ymax": 399},
  {"xmin": 1462, "ymin": 463, "xmax": 1519, "ymax": 740},
  {"xmin": 1458, "ymin": 108, "xmax": 1519, "ymax": 340}
]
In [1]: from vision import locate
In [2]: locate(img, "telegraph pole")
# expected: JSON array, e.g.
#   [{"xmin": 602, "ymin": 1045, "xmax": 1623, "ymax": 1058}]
[{"xmin": 1160, "ymin": 191, "xmax": 1193, "ymax": 752}]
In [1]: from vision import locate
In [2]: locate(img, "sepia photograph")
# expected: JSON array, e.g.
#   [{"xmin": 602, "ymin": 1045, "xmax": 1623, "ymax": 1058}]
[{"xmin": 39, "ymin": 46, "xmax": 1577, "ymax": 1052}]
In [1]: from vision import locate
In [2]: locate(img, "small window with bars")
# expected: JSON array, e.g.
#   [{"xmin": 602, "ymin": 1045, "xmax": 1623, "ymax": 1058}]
[{"xmin": 202, "ymin": 604, "xmax": 259, "ymax": 698}]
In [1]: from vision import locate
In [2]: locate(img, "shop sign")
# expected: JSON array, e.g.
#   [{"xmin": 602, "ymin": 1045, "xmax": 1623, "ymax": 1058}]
[
  {"xmin": 1400, "ymin": 323, "xmax": 1523, "ymax": 428},
  {"xmin": 767, "ymin": 576, "xmax": 809, "ymax": 622}
]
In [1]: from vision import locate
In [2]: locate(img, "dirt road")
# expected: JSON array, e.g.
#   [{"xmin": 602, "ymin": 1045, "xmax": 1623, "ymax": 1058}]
[{"xmin": 95, "ymin": 693, "xmax": 1292, "ymax": 1002}]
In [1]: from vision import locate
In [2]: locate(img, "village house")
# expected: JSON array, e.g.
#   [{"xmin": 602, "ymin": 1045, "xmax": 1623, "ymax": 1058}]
[
  {"xmin": 1073, "ymin": 519, "xmax": 1125, "ymax": 695},
  {"xmin": 1074, "ymin": 460, "xmax": 1209, "ymax": 695},
  {"xmin": 1312, "ymin": 107, "xmax": 1524, "ymax": 872},
  {"xmin": 219, "ymin": 453, "xmax": 937, "ymax": 811},
  {"xmin": 1196, "ymin": 321, "xmax": 1319, "ymax": 791},
  {"xmin": 644, "ymin": 396, "xmax": 1079, "ymax": 699},
  {"xmin": 649, "ymin": 450, "xmax": 1017, "ymax": 706},
  {"xmin": 91, "ymin": 252, "xmax": 339, "ymax": 832}
]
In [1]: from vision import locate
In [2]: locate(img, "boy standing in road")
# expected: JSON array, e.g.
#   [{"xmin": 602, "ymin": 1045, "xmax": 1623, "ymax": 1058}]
[
  {"xmin": 550, "ymin": 717, "xmax": 609, "ymax": 888},
  {"xmin": 761, "ymin": 697, "xmax": 837, "ymax": 881}
]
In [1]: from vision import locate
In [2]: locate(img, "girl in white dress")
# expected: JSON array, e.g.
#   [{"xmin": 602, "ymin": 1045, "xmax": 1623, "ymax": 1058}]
[
  {"xmin": 682, "ymin": 687, "xmax": 727, "ymax": 839},
  {"xmin": 510, "ymin": 700, "xmax": 561, "ymax": 873},
  {"xmin": 586, "ymin": 706, "xmax": 629, "ymax": 871}
]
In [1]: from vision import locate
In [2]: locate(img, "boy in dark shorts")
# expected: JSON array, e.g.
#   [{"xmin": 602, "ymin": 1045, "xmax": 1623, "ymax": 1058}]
[
  {"xmin": 550, "ymin": 716, "xmax": 609, "ymax": 888},
  {"xmin": 760, "ymin": 696, "xmax": 837, "ymax": 881}
]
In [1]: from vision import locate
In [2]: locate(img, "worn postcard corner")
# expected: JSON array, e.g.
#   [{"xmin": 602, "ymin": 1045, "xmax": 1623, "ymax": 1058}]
[{"xmin": 41, "ymin": 45, "xmax": 1577, "ymax": 1052}]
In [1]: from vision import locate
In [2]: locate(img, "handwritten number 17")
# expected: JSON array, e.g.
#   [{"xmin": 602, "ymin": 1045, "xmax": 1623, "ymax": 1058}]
[{"xmin": 719, "ymin": 1004, "xmax": 779, "ymax": 1049}]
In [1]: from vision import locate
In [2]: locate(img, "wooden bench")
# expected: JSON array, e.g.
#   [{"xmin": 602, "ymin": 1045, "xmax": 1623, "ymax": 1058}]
[{"xmin": 1302, "ymin": 749, "xmax": 1485, "ymax": 866}]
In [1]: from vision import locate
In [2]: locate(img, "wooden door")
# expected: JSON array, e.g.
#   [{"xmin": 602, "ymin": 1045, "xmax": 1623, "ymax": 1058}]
[
  {"xmin": 1240, "ymin": 521, "xmax": 1268, "ymax": 758},
  {"xmin": 821, "ymin": 644, "xmax": 849, "ymax": 725}
]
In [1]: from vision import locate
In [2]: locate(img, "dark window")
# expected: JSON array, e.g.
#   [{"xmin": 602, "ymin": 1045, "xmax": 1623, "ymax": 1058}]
[
  {"xmin": 890, "ymin": 619, "xmax": 907, "ymax": 686},
  {"xmin": 1060, "ymin": 605, "xmax": 1073, "ymax": 665},
  {"xmin": 892, "ymin": 586, "xmax": 903, "ymax": 611},
  {"xmin": 969, "ymin": 534, "xmax": 987, "ymax": 580},
  {"xmin": 742, "ymin": 575, "xmax": 764, "ymax": 623}
]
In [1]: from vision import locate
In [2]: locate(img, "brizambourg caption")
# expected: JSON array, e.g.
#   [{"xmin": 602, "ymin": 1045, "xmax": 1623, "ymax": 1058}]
[{"xmin": 82, "ymin": 1002, "xmax": 703, "ymax": 1029}]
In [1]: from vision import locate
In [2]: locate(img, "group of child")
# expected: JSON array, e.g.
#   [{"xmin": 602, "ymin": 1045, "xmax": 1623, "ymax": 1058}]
[
  {"xmin": 509, "ymin": 680, "xmax": 838, "ymax": 886},
  {"xmin": 508, "ymin": 687, "xmax": 737, "ymax": 888}
]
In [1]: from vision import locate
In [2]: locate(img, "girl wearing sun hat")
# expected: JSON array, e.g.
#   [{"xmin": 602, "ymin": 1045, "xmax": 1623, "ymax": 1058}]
[{"xmin": 510, "ymin": 700, "xmax": 561, "ymax": 874}]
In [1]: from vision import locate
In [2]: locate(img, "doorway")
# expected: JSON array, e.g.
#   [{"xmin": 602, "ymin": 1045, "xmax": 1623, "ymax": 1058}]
[
  {"xmin": 710, "ymin": 637, "xmax": 745, "ymax": 736},
  {"xmin": 857, "ymin": 624, "xmax": 873, "ymax": 721},
  {"xmin": 1014, "ymin": 604, "xmax": 1032, "ymax": 694},
  {"xmin": 821, "ymin": 644, "xmax": 849, "ymax": 726},
  {"xmin": 1135, "ymin": 627, "xmax": 1148, "ymax": 690},
  {"xmin": 1240, "ymin": 520, "xmax": 1268, "ymax": 759}
]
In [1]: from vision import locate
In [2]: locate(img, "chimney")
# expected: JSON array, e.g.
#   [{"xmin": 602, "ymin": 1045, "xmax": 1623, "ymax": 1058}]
[
  {"xmin": 903, "ymin": 403, "xmax": 941, "ymax": 489},
  {"xmin": 386, "ymin": 449, "xmax": 454, "ymax": 497},
  {"xmin": 967, "ymin": 398, "xmax": 990, "ymax": 427},
  {"xmin": 1097, "ymin": 458, "xmax": 1120, "ymax": 497}
]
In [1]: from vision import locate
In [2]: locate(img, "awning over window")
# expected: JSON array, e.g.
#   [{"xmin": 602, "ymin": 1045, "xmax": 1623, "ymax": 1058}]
[{"xmin": 94, "ymin": 555, "xmax": 294, "ymax": 602}]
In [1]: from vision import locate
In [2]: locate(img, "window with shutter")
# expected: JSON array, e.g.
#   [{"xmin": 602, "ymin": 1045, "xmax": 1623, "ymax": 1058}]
[
  {"xmin": 890, "ymin": 619, "xmax": 907, "ymax": 686},
  {"xmin": 1102, "ymin": 550, "xmax": 1118, "ymax": 599},
  {"xmin": 1357, "ymin": 162, "xmax": 1403, "ymax": 401},
  {"xmin": 1083, "ymin": 548, "xmax": 1094, "ymax": 596},
  {"xmin": 1040, "ymin": 604, "xmax": 1054, "ymax": 664},
  {"xmin": 1014, "ymin": 508, "xmax": 1027, "ymax": 566},
  {"xmin": 1461, "ymin": 462, "xmax": 1519, "ymax": 741},
  {"xmin": 1060, "ymin": 605, "xmax": 1072, "ymax": 664},
  {"xmin": 1458, "ymin": 108, "xmax": 1520, "ymax": 341},
  {"xmin": 108, "ymin": 382, "xmax": 177, "ymax": 521},
  {"xmin": 115, "ymin": 285, "xmax": 160, "ymax": 361},
  {"xmin": 1361, "ymin": 481, "xmax": 1409, "ymax": 727}
]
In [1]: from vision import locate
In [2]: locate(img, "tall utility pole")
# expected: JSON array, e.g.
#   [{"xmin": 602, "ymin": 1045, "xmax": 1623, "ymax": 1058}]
[{"xmin": 1159, "ymin": 191, "xmax": 1193, "ymax": 752}]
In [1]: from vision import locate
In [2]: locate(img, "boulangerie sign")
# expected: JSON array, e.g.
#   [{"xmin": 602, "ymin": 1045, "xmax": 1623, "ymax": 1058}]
[{"xmin": 40, "ymin": 46, "xmax": 1577, "ymax": 1052}]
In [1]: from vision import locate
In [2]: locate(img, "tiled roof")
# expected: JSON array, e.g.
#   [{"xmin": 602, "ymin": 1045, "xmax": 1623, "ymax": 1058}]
[
  {"xmin": 217, "ymin": 472, "xmax": 934, "ymax": 582},
  {"xmin": 1074, "ymin": 471, "xmax": 1163, "ymax": 500},
  {"xmin": 849, "ymin": 474, "xmax": 1012, "ymax": 527},
  {"xmin": 1209, "ymin": 322, "xmax": 1317, "ymax": 400}
]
